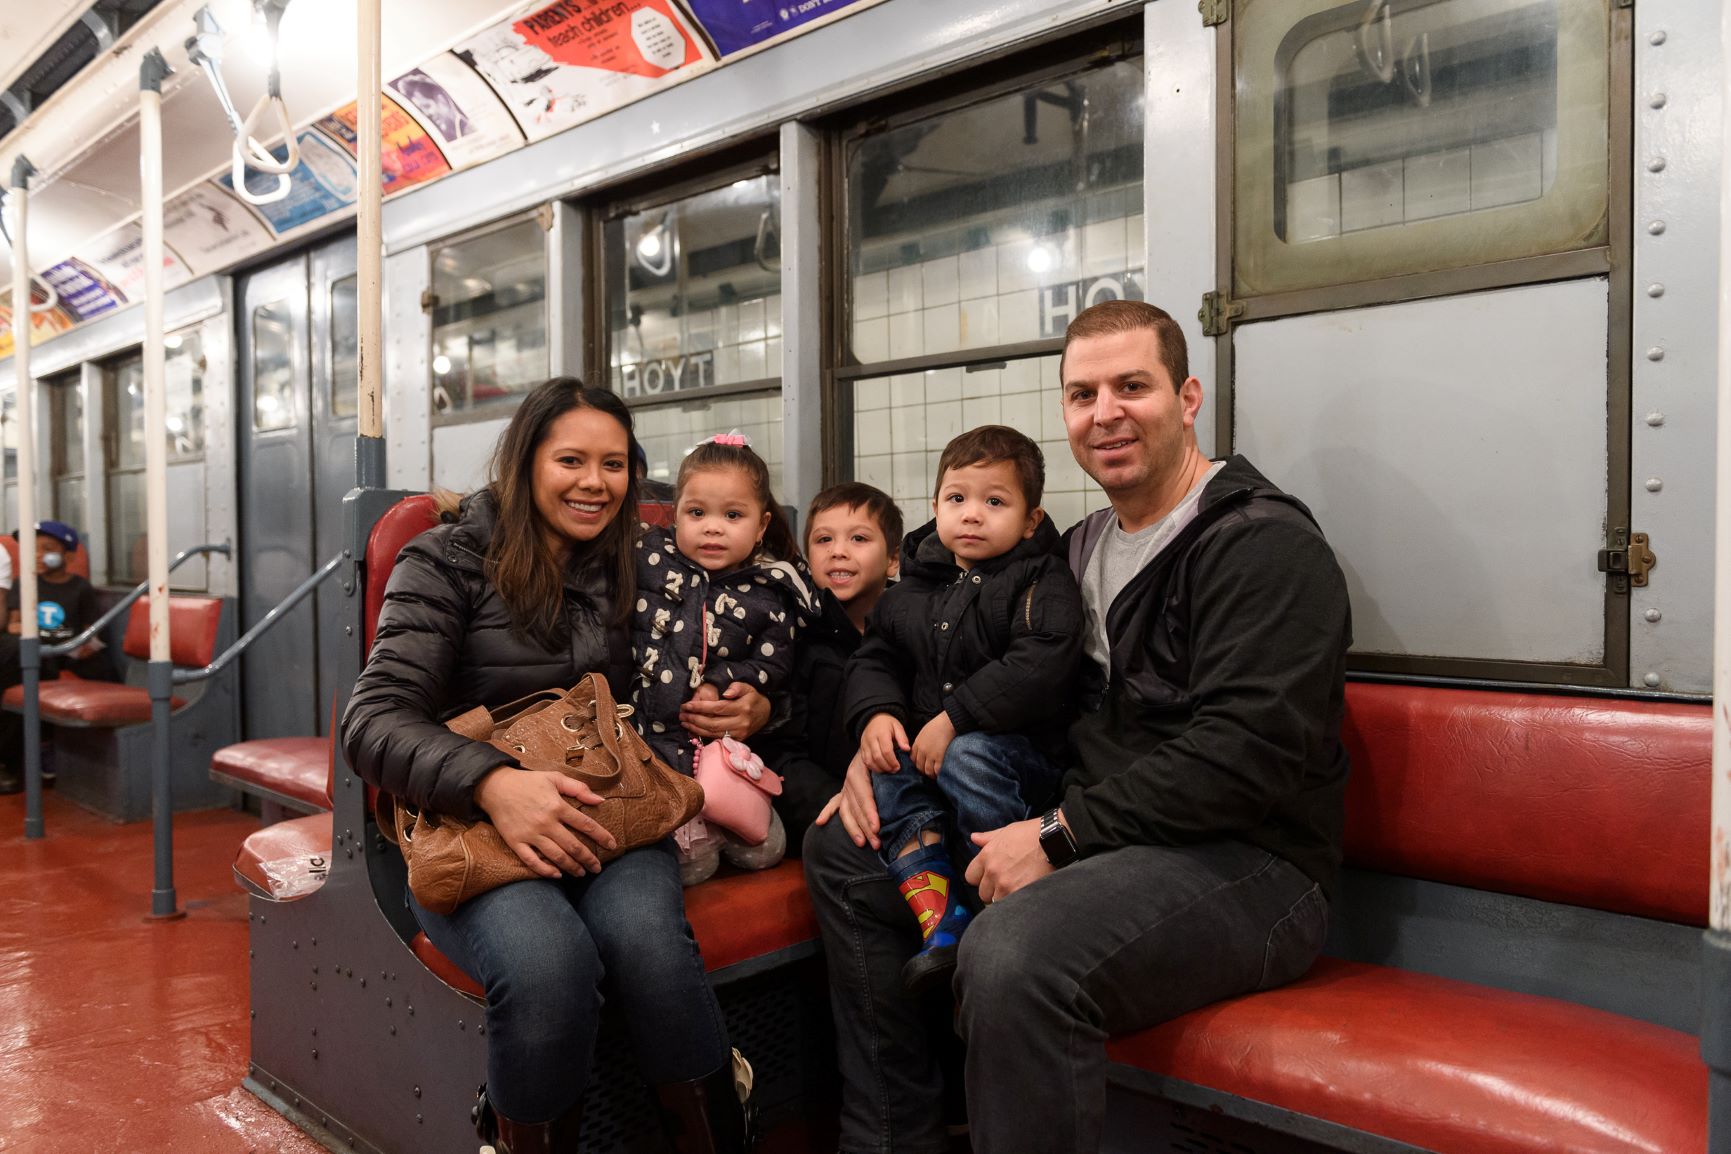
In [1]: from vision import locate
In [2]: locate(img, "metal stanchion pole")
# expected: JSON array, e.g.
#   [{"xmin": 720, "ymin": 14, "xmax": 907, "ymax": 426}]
[
  {"xmin": 9, "ymin": 156, "xmax": 42, "ymax": 840},
  {"xmin": 140, "ymin": 47, "xmax": 183, "ymax": 921},
  {"xmin": 355, "ymin": 0, "xmax": 385, "ymax": 486}
]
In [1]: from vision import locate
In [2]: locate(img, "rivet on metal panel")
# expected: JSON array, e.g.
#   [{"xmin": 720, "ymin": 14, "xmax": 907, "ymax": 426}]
[
  {"xmin": 1645, "ymin": 608, "xmax": 1662, "ymax": 623},
  {"xmin": 1647, "ymin": 283, "xmax": 1664, "ymax": 297},
  {"xmin": 1649, "ymin": 30, "xmax": 1666, "ymax": 46},
  {"xmin": 311, "ymin": 981, "xmax": 318, "ymax": 991},
  {"xmin": 390, "ymin": 1025, "xmax": 397, "ymax": 1035},
  {"xmin": 1646, "ymin": 346, "xmax": 1665, "ymax": 361},
  {"xmin": 250, "ymin": 1010, "xmax": 255, "ymax": 1019},
  {"xmin": 310, "ymin": 938, "xmax": 316, "ymax": 946},
  {"xmin": 292, "ymin": 940, "xmax": 298, "ymax": 949},
  {"xmin": 360, "ymin": 978, "xmax": 367, "ymax": 988},
  {"xmin": 478, "ymin": 1025, "xmax": 486, "ymax": 1035},
  {"xmin": 414, "ymin": 1086, "xmax": 421, "ymax": 1098},
  {"xmin": 294, "ymin": 1097, "xmax": 302, "ymax": 1107},
  {"xmin": 1644, "ymin": 672, "xmax": 1662, "ymax": 687},
  {"xmin": 459, "ymin": 1019, "xmax": 466, "ymax": 1030},
  {"xmin": 345, "ymin": 625, "xmax": 353, "ymax": 635},
  {"xmin": 312, "ymin": 1049, "xmax": 318, "ymax": 1060},
  {"xmin": 1648, "ymin": 221, "xmax": 1666, "ymax": 235},
  {"xmin": 311, "ymin": 1026, "xmax": 318, "ymax": 1036},
  {"xmin": 1646, "ymin": 478, "xmax": 1663, "ymax": 492},
  {"xmin": 259, "ymin": 916, "xmax": 266, "ymax": 924},
  {"xmin": 312, "ymin": 965, "xmax": 319, "ymax": 974},
  {"xmin": 1646, "ymin": 157, "xmax": 1666, "ymax": 173},
  {"xmin": 1647, "ymin": 412, "xmax": 1665, "ymax": 426},
  {"xmin": 385, "ymin": 996, "xmax": 392, "ymax": 1006},
  {"xmin": 1649, "ymin": 93, "xmax": 1667, "ymax": 109}
]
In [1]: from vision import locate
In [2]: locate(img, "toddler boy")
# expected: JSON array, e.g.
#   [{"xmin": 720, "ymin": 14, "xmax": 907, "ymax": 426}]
[{"xmin": 845, "ymin": 426, "xmax": 1083, "ymax": 993}]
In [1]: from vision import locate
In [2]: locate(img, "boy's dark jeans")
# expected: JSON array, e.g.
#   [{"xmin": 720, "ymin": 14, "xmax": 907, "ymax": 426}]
[
  {"xmin": 803, "ymin": 820, "xmax": 1328, "ymax": 1154},
  {"xmin": 871, "ymin": 732, "xmax": 1065, "ymax": 866}
]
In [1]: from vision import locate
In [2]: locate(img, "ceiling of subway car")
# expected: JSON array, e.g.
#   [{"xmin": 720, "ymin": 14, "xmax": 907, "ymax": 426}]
[{"xmin": 0, "ymin": 0, "xmax": 512, "ymax": 284}]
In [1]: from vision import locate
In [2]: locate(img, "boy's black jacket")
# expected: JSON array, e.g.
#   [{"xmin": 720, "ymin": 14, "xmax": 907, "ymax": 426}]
[
  {"xmin": 844, "ymin": 516, "xmax": 1084, "ymax": 751},
  {"xmin": 755, "ymin": 586, "xmax": 861, "ymax": 840}
]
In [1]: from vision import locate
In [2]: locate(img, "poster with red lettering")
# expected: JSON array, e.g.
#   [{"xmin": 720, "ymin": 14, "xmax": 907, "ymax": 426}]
[{"xmin": 455, "ymin": 0, "xmax": 713, "ymax": 142}]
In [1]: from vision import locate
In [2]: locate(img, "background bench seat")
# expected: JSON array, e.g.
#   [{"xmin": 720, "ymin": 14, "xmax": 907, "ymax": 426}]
[{"xmin": 211, "ymin": 737, "xmax": 332, "ymax": 815}]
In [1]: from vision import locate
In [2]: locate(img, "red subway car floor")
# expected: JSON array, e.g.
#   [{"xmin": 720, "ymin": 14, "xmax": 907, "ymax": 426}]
[{"xmin": 0, "ymin": 794, "xmax": 324, "ymax": 1154}]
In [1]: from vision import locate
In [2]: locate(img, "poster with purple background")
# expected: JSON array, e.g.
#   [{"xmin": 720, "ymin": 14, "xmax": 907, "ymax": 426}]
[{"xmin": 679, "ymin": 0, "xmax": 878, "ymax": 58}]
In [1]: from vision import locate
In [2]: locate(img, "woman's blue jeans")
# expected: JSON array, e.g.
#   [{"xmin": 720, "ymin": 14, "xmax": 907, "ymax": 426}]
[{"xmin": 410, "ymin": 840, "xmax": 730, "ymax": 1123}]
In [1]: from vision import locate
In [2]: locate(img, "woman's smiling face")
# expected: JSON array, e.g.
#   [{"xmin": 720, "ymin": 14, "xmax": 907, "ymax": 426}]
[{"xmin": 531, "ymin": 406, "xmax": 631, "ymax": 555}]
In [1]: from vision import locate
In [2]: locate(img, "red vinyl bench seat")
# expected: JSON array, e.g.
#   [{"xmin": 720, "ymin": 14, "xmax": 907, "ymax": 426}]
[
  {"xmin": 211, "ymin": 737, "xmax": 333, "ymax": 814},
  {"xmin": 410, "ymin": 859, "xmax": 819, "ymax": 1000},
  {"xmin": 1, "ymin": 595, "xmax": 222, "ymax": 727},
  {"xmin": 1109, "ymin": 682, "xmax": 1711, "ymax": 1153},
  {"xmin": 234, "ymin": 812, "xmax": 334, "ymax": 901}
]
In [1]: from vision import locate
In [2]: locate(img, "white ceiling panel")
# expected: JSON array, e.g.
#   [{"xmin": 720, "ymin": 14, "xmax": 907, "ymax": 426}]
[{"xmin": 0, "ymin": 1, "xmax": 88, "ymax": 93}]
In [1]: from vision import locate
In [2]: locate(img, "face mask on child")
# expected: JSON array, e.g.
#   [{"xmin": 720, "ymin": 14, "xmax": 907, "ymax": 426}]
[{"xmin": 40, "ymin": 552, "xmax": 64, "ymax": 572}]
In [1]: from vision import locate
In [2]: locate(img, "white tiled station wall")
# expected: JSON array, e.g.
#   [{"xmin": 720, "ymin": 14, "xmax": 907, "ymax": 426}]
[
  {"xmin": 633, "ymin": 389, "xmax": 786, "ymax": 495},
  {"xmin": 615, "ymin": 292, "xmax": 785, "ymax": 397},
  {"xmin": 850, "ymin": 213, "xmax": 1143, "ymax": 533}
]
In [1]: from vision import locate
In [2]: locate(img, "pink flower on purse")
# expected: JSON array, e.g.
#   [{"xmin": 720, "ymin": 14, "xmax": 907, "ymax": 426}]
[{"xmin": 694, "ymin": 735, "xmax": 783, "ymax": 845}]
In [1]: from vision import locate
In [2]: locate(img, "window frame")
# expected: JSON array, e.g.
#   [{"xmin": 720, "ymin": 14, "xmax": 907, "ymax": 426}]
[{"xmin": 426, "ymin": 208, "xmax": 554, "ymax": 430}]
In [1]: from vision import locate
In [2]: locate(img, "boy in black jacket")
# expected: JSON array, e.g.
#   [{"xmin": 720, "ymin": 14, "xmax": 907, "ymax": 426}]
[
  {"xmin": 846, "ymin": 426, "xmax": 1084, "ymax": 993},
  {"xmin": 757, "ymin": 483, "xmax": 903, "ymax": 848}
]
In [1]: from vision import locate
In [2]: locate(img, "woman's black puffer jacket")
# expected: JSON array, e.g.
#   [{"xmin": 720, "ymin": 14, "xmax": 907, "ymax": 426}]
[
  {"xmin": 843, "ymin": 516, "xmax": 1085, "ymax": 755},
  {"xmin": 340, "ymin": 490, "xmax": 633, "ymax": 821}
]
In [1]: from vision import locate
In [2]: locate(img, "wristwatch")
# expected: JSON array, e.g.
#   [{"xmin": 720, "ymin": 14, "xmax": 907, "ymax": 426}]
[{"xmin": 1039, "ymin": 807, "xmax": 1079, "ymax": 868}]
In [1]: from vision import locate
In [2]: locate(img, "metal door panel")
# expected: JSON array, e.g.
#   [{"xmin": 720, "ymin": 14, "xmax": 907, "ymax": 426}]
[
  {"xmin": 1234, "ymin": 279, "xmax": 1611, "ymax": 671},
  {"xmin": 237, "ymin": 258, "xmax": 317, "ymax": 739},
  {"xmin": 310, "ymin": 238, "xmax": 358, "ymax": 733}
]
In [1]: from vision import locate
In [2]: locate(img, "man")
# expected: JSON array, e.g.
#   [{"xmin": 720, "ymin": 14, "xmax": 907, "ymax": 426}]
[{"xmin": 804, "ymin": 299, "xmax": 1352, "ymax": 1154}]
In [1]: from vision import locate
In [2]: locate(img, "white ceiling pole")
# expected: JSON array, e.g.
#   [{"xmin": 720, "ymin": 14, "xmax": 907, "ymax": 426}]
[
  {"xmin": 9, "ymin": 153, "xmax": 44, "ymax": 841},
  {"xmin": 355, "ymin": 0, "xmax": 385, "ymax": 486}
]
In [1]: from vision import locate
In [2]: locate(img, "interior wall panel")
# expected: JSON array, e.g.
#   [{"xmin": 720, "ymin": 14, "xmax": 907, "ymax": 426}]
[{"xmin": 1234, "ymin": 280, "xmax": 1610, "ymax": 667}]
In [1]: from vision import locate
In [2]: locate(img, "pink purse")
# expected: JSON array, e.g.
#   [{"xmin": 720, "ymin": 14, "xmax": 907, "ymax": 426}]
[{"xmin": 694, "ymin": 735, "xmax": 782, "ymax": 845}]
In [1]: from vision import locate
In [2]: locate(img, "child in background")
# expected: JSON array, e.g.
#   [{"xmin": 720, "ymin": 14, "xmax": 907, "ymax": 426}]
[
  {"xmin": 845, "ymin": 426, "xmax": 1084, "ymax": 993},
  {"xmin": 756, "ymin": 483, "xmax": 903, "ymax": 849},
  {"xmin": 632, "ymin": 434, "xmax": 816, "ymax": 884}
]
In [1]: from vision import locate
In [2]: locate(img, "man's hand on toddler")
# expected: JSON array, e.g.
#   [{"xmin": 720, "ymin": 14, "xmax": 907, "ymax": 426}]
[
  {"xmin": 860, "ymin": 713, "xmax": 910, "ymax": 774},
  {"xmin": 910, "ymin": 712, "xmax": 955, "ymax": 777}
]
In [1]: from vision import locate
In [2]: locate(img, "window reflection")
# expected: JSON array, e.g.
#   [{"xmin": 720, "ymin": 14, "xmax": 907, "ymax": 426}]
[
  {"xmin": 846, "ymin": 60, "xmax": 1145, "ymax": 362},
  {"xmin": 632, "ymin": 389, "xmax": 784, "ymax": 496},
  {"xmin": 331, "ymin": 275, "xmax": 359, "ymax": 418},
  {"xmin": 252, "ymin": 301, "xmax": 296, "ymax": 432},
  {"xmin": 114, "ymin": 330, "xmax": 206, "ymax": 466},
  {"xmin": 431, "ymin": 219, "xmax": 548, "ymax": 416},
  {"xmin": 604, "ymin": 174, "xmax": 782, "ymax": 398}
]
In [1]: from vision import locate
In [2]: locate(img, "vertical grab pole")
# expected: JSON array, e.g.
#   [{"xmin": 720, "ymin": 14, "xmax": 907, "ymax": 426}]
[
  {"xmin": 140, "ymin": 48, "xmax": 182, "ymax": 921},
  {"xmin": 1706, "ymin": 4, "xmax": 1731, "ymax": 1145},
  {"xmin": 354, "ymin": 0, "xmax": 385, "ymax": 486},
  {"xmin": 10, "ymin": 156, "xmax": 43, "ymax": 840}
]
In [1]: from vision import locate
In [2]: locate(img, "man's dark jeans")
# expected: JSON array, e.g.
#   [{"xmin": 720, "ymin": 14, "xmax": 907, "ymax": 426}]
[
  {"xmin": 411, "ymin": 840, "xmax": 730, "ymax": 1124},
  {"xmin": 802, "ymin": 820, "xmax": 1328, "ymax": 1154}
]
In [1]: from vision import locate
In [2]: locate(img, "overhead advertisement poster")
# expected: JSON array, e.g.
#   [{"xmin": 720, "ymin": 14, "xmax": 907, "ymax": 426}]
[
  {"xmin": 39, "ymin": 259, "xmax": 126, "ymax": 323},
  {"xmin": 679, "ymin": 0, "xmax": 882, "ymax": 58},
  {"xmin": 0, "ymin": 292, "xmax": 76, "ymax": 360},
  {"xmin": 389, "ymin": 54, "xmax": 524, "ymax": 171},
  {"xmin": 219, "ymin": 131, "xmax": 360, "ymax": 236},
  {"xmin": 455, "ymin": 0, "xmax": 713, "ymax": 142},
  {"xmin": 316, "ymin": 94, "xmax": 453, "ymax": 194},
  {"xmin": 75, "ymin": 223, "xmax": 192, "ymax": 305},
  {"xmin": 163, "ymin": 182, "xmax": 275, "ymax": 275}
]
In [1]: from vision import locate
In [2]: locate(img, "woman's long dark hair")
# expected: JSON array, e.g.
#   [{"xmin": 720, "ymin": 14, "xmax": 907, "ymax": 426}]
[
  {"xmin": 487, "ymin": 378, "xmax": 639, "ymax": 642},
  {"xmin": 675, "ymin": 439, "xmax": 801, "ymax": 564}
]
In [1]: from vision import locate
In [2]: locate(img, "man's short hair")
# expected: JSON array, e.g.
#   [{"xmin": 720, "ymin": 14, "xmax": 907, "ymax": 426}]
[
  {"xmin": 807, "ymin": 482, "xmax": 905, "ymax": 557},
  {"xmin": 934, "ymin": 425, "xmax": 1045, "ymax": 509},
  {"xmin": 1061, "ymin": 299, "xmax": 1188, "ymax": 392}
]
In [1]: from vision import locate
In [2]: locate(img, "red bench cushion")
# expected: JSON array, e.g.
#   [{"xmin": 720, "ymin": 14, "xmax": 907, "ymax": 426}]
[
  {"xmin": 1341, "ymin": 682, "xmax": 1710, "ymax": 925},
  {"xmin": 233, "ymin": 813, "xmax": 334, "ymax": 900},
  {"xmin": 409, "ymin": 859, "xmax": 817, "ymax": 999},
  {"xmin": 212, "ymin": 738, "xmax": 333, "ymax": 811},
  {"xmin": 122, "ymin": 595, "xmax": 225, "ymax": 667},
  {"xmin": 11, "ymin": 680, "xmax": 188, "ymax": 724},
  {"xmin": 363, "ymin": 494, "xmax": 440, "ymax": 657},
  {"xmin": 1109, "ymin": 957, "xmax": 1706, "ymax": 1154}
]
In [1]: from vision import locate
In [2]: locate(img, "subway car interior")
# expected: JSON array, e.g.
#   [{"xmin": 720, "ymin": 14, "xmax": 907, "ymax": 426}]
[{"xmin": 0, "ymin": 0, "xmax": 1725, "ymax": 1151}]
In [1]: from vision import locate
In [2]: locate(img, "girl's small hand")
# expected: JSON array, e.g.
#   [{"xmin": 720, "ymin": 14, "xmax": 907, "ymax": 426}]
[
  {"xmin": 910, "ymin": 713, "xmax": 955, "ymax": 777},
  {"xmin": 474, "ymin": 767, "xmax": 618, "ymax": 878},
  {"xmin": 860, "ymin": 713, "xmax": 909, "ymax": 774},
  {"xmin": 680, "ymin": 681, "xmax": 770, "ymax": 739}
]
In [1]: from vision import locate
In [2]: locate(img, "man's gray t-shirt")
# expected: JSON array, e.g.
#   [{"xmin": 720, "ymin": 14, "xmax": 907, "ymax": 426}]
[{"xmin": 1082, "ymin": 460, "xmax": 1226, "ymax": 675}]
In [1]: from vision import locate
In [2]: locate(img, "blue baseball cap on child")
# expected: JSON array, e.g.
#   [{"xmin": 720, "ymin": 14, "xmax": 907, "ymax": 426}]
[{"xmin": 28, "ymin": 521, "xmax": 79, "ymax": 551}]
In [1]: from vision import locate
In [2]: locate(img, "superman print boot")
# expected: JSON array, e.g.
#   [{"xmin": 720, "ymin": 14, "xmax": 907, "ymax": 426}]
[{"xmin": 888, "ymin": 840, "xmax": 973, "ymax": 997}]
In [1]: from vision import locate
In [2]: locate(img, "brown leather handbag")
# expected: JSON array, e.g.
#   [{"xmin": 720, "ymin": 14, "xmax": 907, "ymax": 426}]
[{"xmin": 381, "ymin": 673, "xmax": 704, "ymax": 914}]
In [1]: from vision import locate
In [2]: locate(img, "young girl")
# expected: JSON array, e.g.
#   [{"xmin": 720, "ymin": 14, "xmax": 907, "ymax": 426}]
[{"xmin": 633, "ymin": 433, "xmax": 815, "ymax": 884}]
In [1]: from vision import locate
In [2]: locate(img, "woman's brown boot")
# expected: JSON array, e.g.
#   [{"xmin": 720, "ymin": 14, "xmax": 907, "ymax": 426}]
[
  {"xmin": 653, "ymin": 1048, "xmax": 756, "ymax": 1154},
  {"xmin": 473, "ymin": 1085, "xmax": 583, "ymax": 1154}
]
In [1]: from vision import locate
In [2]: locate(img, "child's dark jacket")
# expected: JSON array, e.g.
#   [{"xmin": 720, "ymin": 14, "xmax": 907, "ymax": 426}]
[
  {"xmin": 755, "ymin": 587, "xmax": 862, "ymax": 841},
  {"xmin": 631, "ymin": 525, "xmax": 816, "ymax": 773},
  {"xmin": 843, "ymin": 516, "xmax": 1084, "ymax": 753}
]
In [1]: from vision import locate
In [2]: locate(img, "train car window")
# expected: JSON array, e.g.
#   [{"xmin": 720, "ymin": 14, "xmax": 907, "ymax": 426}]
[
  {"xmin": 1234, "ymin": 0, "xmax": 1610, "ymax": 296},
  {"xmin": 602, "ymin": 169, "xmax": 784, "ymax": 491},
  {"xmin": 330, "ymin": 275, "xmax": 359, "ymax": 418},
  {"xmin": 844, "ymin": 59, "xmax": 1143, "ymax": 365},
  {"xmin": 841, "ymin": 55, "xmax": 1142, "ymax": 506},
  {"xmin": 251, "ymin": 301, "xmax": 298, "ymax": 432},
  {"xmin": 48, "ymin": 373, "xmax": 84, "ymax": 523},
  {"xmin": 1, "ymin": 390, "xmax": 15, "ymax": 486},
  {"xmin": 430, "ymin": 218, "xmax": 548, "ymax": 418},
  {"xmin": 107, "ymin": 332, "xmax": 207, "ymax": 585}
]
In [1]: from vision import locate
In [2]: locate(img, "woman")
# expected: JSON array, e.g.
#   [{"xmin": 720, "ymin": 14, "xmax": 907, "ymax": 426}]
[{"xmin": 342, "ymin": 378, "xmax": 767, "ymax": 1154}]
